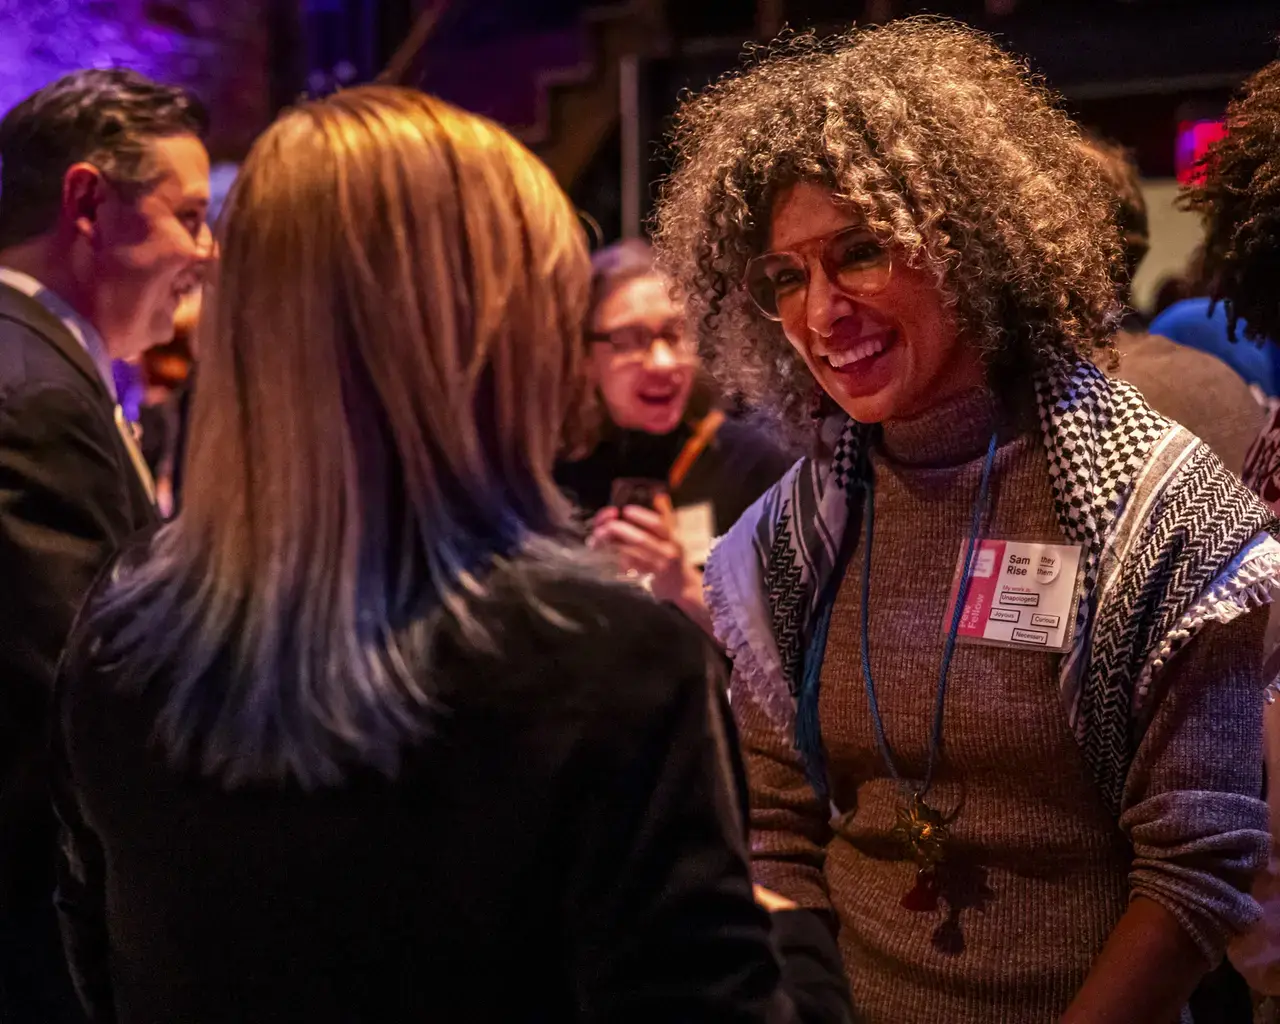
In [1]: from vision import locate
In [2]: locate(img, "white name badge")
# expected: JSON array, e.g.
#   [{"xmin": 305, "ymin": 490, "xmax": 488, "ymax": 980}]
[
  {"xmin": 943, "ymin": 539, "xmax": 1083, "ymax": 652},
  {"xmin": 675, "ymin": 501, "xmax": 715, "ymax": 568}
]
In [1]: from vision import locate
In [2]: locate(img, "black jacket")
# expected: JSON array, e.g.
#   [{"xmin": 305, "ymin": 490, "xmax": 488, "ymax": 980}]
[
  {"xmin": 54, "ymin": 566, "xmax": 851, "ymax": 1023},
  {"xmin": 0, "ymin": 282, "xmax": 156, "ymax": 1020}
]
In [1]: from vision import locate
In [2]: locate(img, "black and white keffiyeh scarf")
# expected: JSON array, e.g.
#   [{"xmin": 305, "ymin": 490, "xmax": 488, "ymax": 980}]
[{"xmin": 706, "ymin": 353, "xmax": 1280, "ymax": 816}]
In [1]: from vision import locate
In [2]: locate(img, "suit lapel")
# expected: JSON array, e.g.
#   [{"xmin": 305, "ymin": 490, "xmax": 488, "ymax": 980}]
[
  {"xmin": 0, "ymin": 282, "xmax": 112, "ymax": 402},
  {"xmin": 0, "ymin": 282, "xmax": 158, "ymax": 518}
]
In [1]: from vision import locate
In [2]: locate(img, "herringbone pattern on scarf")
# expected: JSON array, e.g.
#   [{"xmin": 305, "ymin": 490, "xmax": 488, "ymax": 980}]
[
  {"xmin": 768, "ymin": 420, "xmax": 870, "ymax": 696},
  {"xmin": 765, "ymin": 509, "xmax": 809, "ymax": 690},
  {"xmin": 1082, "ymin": 445, "xmax": 1269, "ymax": 811}
]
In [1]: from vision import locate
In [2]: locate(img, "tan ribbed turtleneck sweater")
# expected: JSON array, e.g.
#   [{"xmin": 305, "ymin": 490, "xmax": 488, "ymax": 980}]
[{"xmin": 735, "ymin": 388, "xmax": 1268, "ymax": 1023}]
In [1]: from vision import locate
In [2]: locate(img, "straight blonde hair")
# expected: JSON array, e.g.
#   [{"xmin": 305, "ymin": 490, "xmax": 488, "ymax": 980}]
[{"xmin": 96, "ymin": 87, "xmax": 591, "ymax": 787}]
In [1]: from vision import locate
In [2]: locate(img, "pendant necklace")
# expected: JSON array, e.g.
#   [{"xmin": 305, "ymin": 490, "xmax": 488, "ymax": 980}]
[{"xmin": 859, "ymin": 431, "xmax": 998, "ymax": 911}]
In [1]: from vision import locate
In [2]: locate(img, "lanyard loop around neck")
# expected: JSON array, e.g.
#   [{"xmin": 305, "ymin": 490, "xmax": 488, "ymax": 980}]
[
  {"xmin": 795, "ymin": 430, "xmax": 999, "ymax": 804},
  {"xmin": 861, "ymin": 431, "xmax": 998, "ymax": 801}
]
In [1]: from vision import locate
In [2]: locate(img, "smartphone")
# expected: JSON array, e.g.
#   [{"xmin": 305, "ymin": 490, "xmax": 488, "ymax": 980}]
[{"xmin": 610, "ymin": 477, "xmax": 667, "ymax": 511}]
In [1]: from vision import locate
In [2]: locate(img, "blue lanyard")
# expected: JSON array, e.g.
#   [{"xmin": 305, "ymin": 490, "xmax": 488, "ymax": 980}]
[
  {"xmin": 863, "ymin": 431, "xmax": 998, "ymax": 801},
  {"xmin": 796, "ymin": 432, "xmax": 999, "ymax": 803}
]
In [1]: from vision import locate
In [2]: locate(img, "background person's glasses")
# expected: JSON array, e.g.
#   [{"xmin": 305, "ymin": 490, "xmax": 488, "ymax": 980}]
[
  {"xmin": 587, "ymin": 320, "xmax": 696, "ymax": 362},
  {"xmin": 744, "ymin": 227, "xmax": 892, "ymax": 321}
]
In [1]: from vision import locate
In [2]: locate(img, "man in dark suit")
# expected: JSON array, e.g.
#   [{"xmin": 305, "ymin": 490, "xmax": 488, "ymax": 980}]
[{"xmin": 0, "ymin": 70, "xmax": 211, "ymax": 1022}]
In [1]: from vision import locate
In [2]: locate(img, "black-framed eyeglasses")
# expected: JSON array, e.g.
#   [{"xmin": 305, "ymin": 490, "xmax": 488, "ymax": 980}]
[
  {"xmin": 743, "ymin": 226, "xmax": 893, "ymax": 321},
  {"xmin": 586, "ymin": 320, "xmax": 695, "ymax": 361}
]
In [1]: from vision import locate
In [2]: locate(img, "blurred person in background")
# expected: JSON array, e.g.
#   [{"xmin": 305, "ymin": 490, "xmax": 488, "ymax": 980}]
[
  {"xmin": 656, "ymin": 19, "xmax": 1278, "ymax": 1024},
  {"xmin": 556, "ymin": 239, "xmax": 791, "ymax": 625},
  {"xmin": 136, "ymin": 288, "xmax": 199, "ymax": 516},
  {"xmin": 1150, "ymin": 250, "xmax": 1280, "ymax": 405},
  {"xmin": 51, "ymin": 86, "xmax": 852, "ymax": 1024},
  {"xmin": 1145, "ymin": 249, "xmax": 1280, "ymax": 404},
  {"xmin": 1151, "ymin": 265, "xmax": 1200, "ymax": 320},
  {"xmin": 0, "ymin": 69, "xmax": 210, "ymax": 1024},
  {"xmin": 162, "ymin": 160, "xmax": 234, "ymax": 516},
  {"xmin": 1081, "ymin": 135, "xmax": 1262, "ymax": 474}
]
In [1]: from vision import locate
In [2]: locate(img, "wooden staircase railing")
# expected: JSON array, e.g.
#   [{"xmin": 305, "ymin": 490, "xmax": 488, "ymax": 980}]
[
  {"xmin": 378, "ymin": 0, "xmax": 454, "ymax": 86},
  {"xmin": 534, "ymin": 3, "xmax": 663, "ymax": 186},
  {"xmin": 384, "ymin": 1, "xmax": 663, "ymax": 190}
]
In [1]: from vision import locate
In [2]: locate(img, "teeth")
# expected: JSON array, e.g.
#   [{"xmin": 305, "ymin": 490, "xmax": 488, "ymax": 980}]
[{"xmin": 825, "ymin": 335, "xmax": 887, "ymax": 369}]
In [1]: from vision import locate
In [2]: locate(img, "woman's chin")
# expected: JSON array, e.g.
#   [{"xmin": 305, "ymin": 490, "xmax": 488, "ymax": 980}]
[
  {"xmin": 812, "ymin": 347, "xmax": 907, "ymax": 424},
  {"xmin": 643, "ymin": 412, "xmax": 684, "ymax": 435},
  {"xmin": 821, "ymin": 375, "xmax": 902, "ymax": 424},
  {"xmin": 618, "ymin": 400, "xmax": 684, "ymax": 435}
]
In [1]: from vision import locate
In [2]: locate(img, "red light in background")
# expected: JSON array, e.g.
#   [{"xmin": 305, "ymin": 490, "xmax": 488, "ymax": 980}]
[{"xmin": 1176, "ymin": 119, "xmax": 1227, "ymax": 185}]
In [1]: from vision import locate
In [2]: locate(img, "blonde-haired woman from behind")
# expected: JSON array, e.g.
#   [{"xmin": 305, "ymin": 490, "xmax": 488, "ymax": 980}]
[{"xmin": 49, "ymin": 87, "xmax": 851, "ymax": 1024}]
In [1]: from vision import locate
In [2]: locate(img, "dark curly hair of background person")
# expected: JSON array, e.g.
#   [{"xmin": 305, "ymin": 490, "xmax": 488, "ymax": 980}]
[
  {"xmin": 652, "ymin": 18, "xmax": 1123, "ymax": 444},
  {"xmin": 1184, "ymin": 58, "xmax": 1280, "ymax": 346}
]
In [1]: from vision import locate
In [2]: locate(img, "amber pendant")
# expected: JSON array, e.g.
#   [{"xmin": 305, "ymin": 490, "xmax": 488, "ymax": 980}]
[
  {"xmin": 901, "ymin": 867, "xmax": 941, "ymax": 912},
  {"xmin": 891, "ymin": 793, "xmax": 949, "ymax": 868}
]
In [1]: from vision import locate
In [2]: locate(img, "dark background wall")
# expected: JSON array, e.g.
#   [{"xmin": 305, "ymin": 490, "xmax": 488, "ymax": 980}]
[
  {"xmin": 0, "ymin": 0, "xmax": 1274, "ymax": 241},
  {"xmin": 0, "ymin": 0, "xmax": 273, "ymax": 160}
]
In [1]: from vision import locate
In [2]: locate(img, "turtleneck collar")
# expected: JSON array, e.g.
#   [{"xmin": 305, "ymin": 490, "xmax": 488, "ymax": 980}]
[{"xmin": 876, "ymin": 386, "xmax": 1025, "ymax": 469}]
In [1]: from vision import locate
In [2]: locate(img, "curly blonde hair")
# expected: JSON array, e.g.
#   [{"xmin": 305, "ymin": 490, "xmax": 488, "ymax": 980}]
[{"xmin": 653, "ymin": 18, "xmax": 1123, "ymax": 443}]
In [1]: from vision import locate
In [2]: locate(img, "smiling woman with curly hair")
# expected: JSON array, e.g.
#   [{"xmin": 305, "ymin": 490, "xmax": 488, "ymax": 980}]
[
  {"xmin": 655, "ymin": 18, "xmax": 1280, "ymax": 1023},
  {"xmin": 656, "ymin": 19, "xmax": 1122, "ymax": 442}
]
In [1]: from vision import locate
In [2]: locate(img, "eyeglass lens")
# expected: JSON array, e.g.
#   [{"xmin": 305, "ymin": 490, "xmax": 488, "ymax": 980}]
[
  {"xmin": 745, "ymin": 228, "xmax": 891, "ymax": 320},
  {"xmin": 600, "ymin": 321, "xmax": 692, "ymax": 358}
]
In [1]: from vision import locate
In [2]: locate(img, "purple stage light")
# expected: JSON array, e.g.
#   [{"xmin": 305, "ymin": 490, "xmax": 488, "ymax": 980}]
[{"xmin": 0, "ymin": 0, "xmax": 269, "ymax": 152}]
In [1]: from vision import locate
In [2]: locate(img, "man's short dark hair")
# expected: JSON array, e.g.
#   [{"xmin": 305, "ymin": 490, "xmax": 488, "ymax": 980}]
[{"xmin": 0, "ymin": 68, "xmax": 208, "ymax": 248}]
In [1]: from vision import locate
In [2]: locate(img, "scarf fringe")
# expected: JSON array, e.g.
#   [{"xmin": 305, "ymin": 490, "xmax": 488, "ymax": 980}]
[
  {"xmin": 1139, "ymin": 540, "xmax": 1280, "ymax": 704},
  {"xmin": 703, "ymin": 545, "xmax": 796, "ymax": 729}
]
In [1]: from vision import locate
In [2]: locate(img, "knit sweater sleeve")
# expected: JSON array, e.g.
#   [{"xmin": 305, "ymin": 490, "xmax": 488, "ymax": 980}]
[
  {"xmin": 733, "ymin": 669, "xmax": 835, "ymax": 911},
  {"xmin": 1119, "ymin": 610, "xmax": 1270, "ymax": 964}
]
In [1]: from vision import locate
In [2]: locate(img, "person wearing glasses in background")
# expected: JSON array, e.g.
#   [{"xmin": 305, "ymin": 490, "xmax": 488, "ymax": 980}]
[
  {"xmin": 1079, "ymin": 134, "xmax": 1263, "ymax": 478},
  {"xmin": 655, "ymin": 19, "xmax": 1279, "ymax": 1023},
  {"xmin": 556, "ymin": 240, "xmax": 792, "ymax": 627}
]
